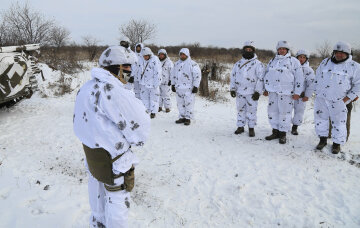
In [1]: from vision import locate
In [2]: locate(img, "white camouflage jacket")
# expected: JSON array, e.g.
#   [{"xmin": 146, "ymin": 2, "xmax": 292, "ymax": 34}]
[
  {"xmin": 160, "ymin": 57, "xmax": 174, "ymax": 86},
  {"xmin": 315, "ymin": 56, "xmax": 360, "ymax": 102},
  {"xmin": 300, "ymin": 61, "xmax": 315, "ymax": 98},
  {"xmin": 133, "ymin": 43, "xmax": 144, "ymax": 82},
  {"xmin": 264, "ymin": 53, "xmax": 304, "ymax": 95},
  {"xmin": 73, "ymin": 67, "xmax": 151, "ymax": 173},
  {"xmin": 140, "ymin": 54, "xmax": 162, "ymax": 88},
  {"xmin": 230, "ymin": 54, "xmax": 264, "ymax": 95},
  {"xmin": 171, "ymin": 48, "xmax": 201, "ymax": 90}
]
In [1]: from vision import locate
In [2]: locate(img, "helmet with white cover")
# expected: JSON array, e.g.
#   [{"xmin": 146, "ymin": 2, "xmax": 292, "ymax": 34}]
[
  {"xmin": 99, "ymin": 46, "xmax": 136, "ymax": 67},
  {"xmin": 333, "ymin": 41, "xmax": 351, "ymax": 55},
  {"xmin": 243, "ymin": 41, "xmax": 255, "ymax": 51},
  {"xmin": 276, "ymin": 40, "xmax": 290, "ymax": 50},
  {"xmin": 295, "ymin": 49, "xmax": 310, "ymax": 59}
]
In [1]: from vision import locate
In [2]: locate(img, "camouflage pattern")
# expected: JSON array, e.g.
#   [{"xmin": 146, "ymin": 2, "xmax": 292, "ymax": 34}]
[{"xmin": 0, "ymin": 44, "xmax": 40, "ymax": 105}]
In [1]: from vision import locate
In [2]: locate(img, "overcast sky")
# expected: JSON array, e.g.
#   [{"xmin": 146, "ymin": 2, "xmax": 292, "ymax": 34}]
[{"xmin": 2, "ymin": 0, "xmax": 360, "ymax": 53}]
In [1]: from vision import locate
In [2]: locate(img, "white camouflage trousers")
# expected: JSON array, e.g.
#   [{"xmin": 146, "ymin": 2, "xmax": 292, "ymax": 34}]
[
  {"xmin": 159, "ymin": 84, "xmax": 171, "ymax": 109},
  {"xmin": 314, "ymin": 97, "xmax": 348, "ymax": 145},
  {"xmin": 133, "ymin": 81, "xmax": 141, "ymax": 99},
  {"xmin": 236, "ymin": 94, "xmax": 258, "ymax": 128},
  {"xmin": 267, "ymin": 92, "xmax": 294, "ymax": 132},
  {"xmin": 176, "ymin": 88, "xmax": 195, "ymax": 119},
  {"xmin": 88, "ymin": 173, "xmax": 130, "ymax": 228},
  {"xmin": 140, "ymin": 85, "xmax": 160, "ymax": 114},
  {"xmin": 292, "ymin": 99, "xmax": 306, "ymax": 126}
]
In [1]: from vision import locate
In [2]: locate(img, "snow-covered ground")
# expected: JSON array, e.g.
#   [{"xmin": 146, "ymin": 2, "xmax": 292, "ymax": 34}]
[{"xmin": 0, "ymin": 67, "xmax": 359, "ymax": 228}]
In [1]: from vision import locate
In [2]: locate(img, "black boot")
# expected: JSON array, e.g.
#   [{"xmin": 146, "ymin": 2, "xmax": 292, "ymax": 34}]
[
  {"xmin": 165, "ymin": 108, "xmax": 170, "ymax": 113},
  {"xmin": 150, "ymin": 113, "xmax": 156, "ymax": 119},
  {"xmin": 291, "ymin": 125, "xmax": 298, "ymax": 135},
  {"xmin": 249, "ymin": 128, "xmax": 255, "ymax": 137},
  {"xmin": 158, "ymin": 107, "xmax": 163, "ymax": 112},
  {"xmin": 265, "ymin": 129, "xmax": 279, "ymax": 140},
  {"xmin": 184, "ymin": 119, "xmax": 191, "ymax": 126},
  {"xmin": 332, "ymin": 143, "xmax": 341, "ymax": 154},
  {"xmin": 234, "ymin": 127, "xmax": 244, "ymax": 135},
  {"xmin": 316, "ymin": 137, "xmax": 327, "ymax": 150},
  {"xmin": 279, "ymin": 131, "xmax": 287, "ymax": 144},
  {"xmin": 175, "ymin": 118, "xmax": 185, "ymax": 124}
]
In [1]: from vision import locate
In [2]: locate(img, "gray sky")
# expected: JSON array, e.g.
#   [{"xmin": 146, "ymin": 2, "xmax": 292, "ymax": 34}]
[{"xmin": 2, "ymin": 0, "xmax": 360, "ymax": 54}]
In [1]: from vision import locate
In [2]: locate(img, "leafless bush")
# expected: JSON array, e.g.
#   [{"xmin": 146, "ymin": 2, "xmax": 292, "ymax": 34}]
[
  {"xmin": 48, "ymin": 25, "xmax": 70, "ymax": 48},
  {"xmin": 47, "ymin": 73, "xmax": 73, "ymax": 96},
  {"xmin": 207, "ymin": 87, "xmax": 229, "ymax": 103},
  {"xmin": 316, "ymin": 40, "xmax": 332, "ymax": 59},
  {"xmin": 82, "ymin": 35, "xmax": 101, "ymax": 61},
  {"xmin": 119, "ymin": 19, "xmax": 157, "ymax": 46},
  {"xmin": 40, "ymin": 46, "xmax": 83, "ymax": 75},
  {"xmin": 0, "ymin": 2, "xmax": 54, "ymax": 45}
]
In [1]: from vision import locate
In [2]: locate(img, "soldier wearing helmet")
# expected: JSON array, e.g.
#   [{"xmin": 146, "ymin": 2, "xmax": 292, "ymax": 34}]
[
  {"xmin": 73, "ymin": 46, "xmax": 151, "ymax": 227},
  {"xmin": 157, "ymin": 49, "xmax": 174, "ymax": 113},
  {"xmin": 139, "ymin": 47, "xmax": 162, "ymax": 119},
  {"xmin": 230, "ymin": 41, "xmax": 264, "ymax": 137},
  {"xmin": 290, "ymin": 49, "xmax": 315, "ymax": 135},
  {"xmin": 263, "ymin": 41, "xmax": 304, "ymax": 144},
  {"xmin": 314, "ymin": 41, "xmax": 360, "ymax": 154}
]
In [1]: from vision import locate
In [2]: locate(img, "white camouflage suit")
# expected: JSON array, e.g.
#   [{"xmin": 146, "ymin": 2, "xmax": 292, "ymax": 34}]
[
  {"xmin": 230, "ymin": 54, "xmax": 264, "ymax": 128},
  {"xmin": 292, "ymin": 60, "xmax": 315, "ymax": 126},
  {"xmin": 73, "ymin": 46, "xmax": 150, "ymax": 228},
  {"xmin": 133, "ymin": 43, "xmax": 144, "ymax": 99},
  {"xmin": 124, "ymin": 47, "xmax": 138, "ymax": 91},
  {"xmin": 158, "ymin": 49, "xmax": 174, "ymax": 110},
  {"xmin": 171, "ymin": 48, "xmax": 201, "ymax": 119},
  {"xmin": 139, "ymin": 47, "xmax": 162, "ymax": 114},
  {"xmin": 314, "ymin": 54, "xmax": 360, "ymax": 145},
  {"xmin": 264, "ymin": 52, "xmax": 304, "ymax": 132}
]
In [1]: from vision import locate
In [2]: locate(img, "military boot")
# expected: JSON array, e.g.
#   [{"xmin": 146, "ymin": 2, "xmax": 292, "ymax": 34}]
[
  {"xmin": 150, "ymin": 113, "xmax": 156, "ymax": 119},
  {"xmin": 158, "ymin": 107, "xmax": 163, "ymax": 112},
  {"xmin": 332, "ymin": 143, "xmax": 341, "ymax": 154},
  {"xmin": 265, "ymin": 129, "xmax": 279, "ymax": 140},
  {"xmin": 175, "ymin": 118, "xmax": 186, "ymax": 124},
  {"xmin": 279, "ymin": 131, "xmax": 287, "ymax": 144},
  {"xmin": 316, "ymin": 137, "xmax": 327, "ymax": 150},
  {"xmin": 291, "ymin": 125, "xmax": 298, "ymax": 135},
  {"xmin": 165, "ymin": 108, "xmax": 171, "ymax": 113},
  {"xmin": 184, "ymin": 119, "xmax": 191, "ymax": 126},
  {"xmin": 249, "ymin": 128, "xmax": 255, "ymax": 137},
  {"xmin": 234, "ymin": 127, "xmax": 244, "ymax": 135}
]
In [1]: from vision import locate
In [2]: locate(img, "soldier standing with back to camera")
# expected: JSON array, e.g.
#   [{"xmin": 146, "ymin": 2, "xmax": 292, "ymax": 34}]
[{"xmin": 73, "ymin": 46, "xmax": 151, "ymax": 228}]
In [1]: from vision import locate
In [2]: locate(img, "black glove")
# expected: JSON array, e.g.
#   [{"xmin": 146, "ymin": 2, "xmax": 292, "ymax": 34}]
[
  {"xmin": 192, "ymin": 87, "xmax": 198, "ymax": 94},
  {"xmin": 300, "ymin": 92, "xmax": 305, "ymax": 98},
  {"xmin": 168, "ymin": 80, "xmax": 171, "ymax": 86},
  {"xmin": 251, "ymin": 91, "xmax": 260, "ymax": 101},
  {"xmin": 230, "ymin": 91, "xmax": 236, "ymax": 98},
  {"xmin": 128, "ymin": 76, "xmax": 134, "ymax": 83},
  {"xmin": 171, "ymin": 85, "xmax": 176, "ymax": 92}
]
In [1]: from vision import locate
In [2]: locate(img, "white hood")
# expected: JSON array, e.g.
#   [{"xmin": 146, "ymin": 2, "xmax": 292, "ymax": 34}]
[{"xmin": 179, "ymin": 48, "xmax": 191, "ymax": 59}]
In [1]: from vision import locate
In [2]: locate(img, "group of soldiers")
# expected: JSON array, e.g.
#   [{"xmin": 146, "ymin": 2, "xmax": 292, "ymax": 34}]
[
  {"xmin": 120, "ymin": 41, "xmax": 201, "ymax": 126},
  {"xmin": 122, "ymin": 39, "xmax": 360, "ymax": 155},
  {"xmin": 229, "ymin": 40, "xmax": 359, "ymax": 155},
  {"xmin": 73, "ymin": 40, "xmax": 359, "ymax": 228}
]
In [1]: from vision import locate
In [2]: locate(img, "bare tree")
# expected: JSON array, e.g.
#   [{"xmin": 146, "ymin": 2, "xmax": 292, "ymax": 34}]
[
  {"xmin": 82, "ymin": 35, "xmax": 101, "ymax": 61},
  {"xmin": 48, "ymin": 25, "xmax": 70, "ymax": 48},
  {"xmin": 119, "ymin": 19, "xmax": 157, "ymax": 45},
  {"xmin": 316, "ymin": 40, "xmax": 332, "ymax": 59},
  {"xmin": 1, "ymin": 2, "xmax": 54, "ymax": 45}
]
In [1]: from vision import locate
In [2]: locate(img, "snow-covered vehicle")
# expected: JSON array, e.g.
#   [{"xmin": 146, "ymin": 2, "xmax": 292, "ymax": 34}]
[{"xmin": 0, "ymin": 44, "xmax": 42, "ymax": 107}]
